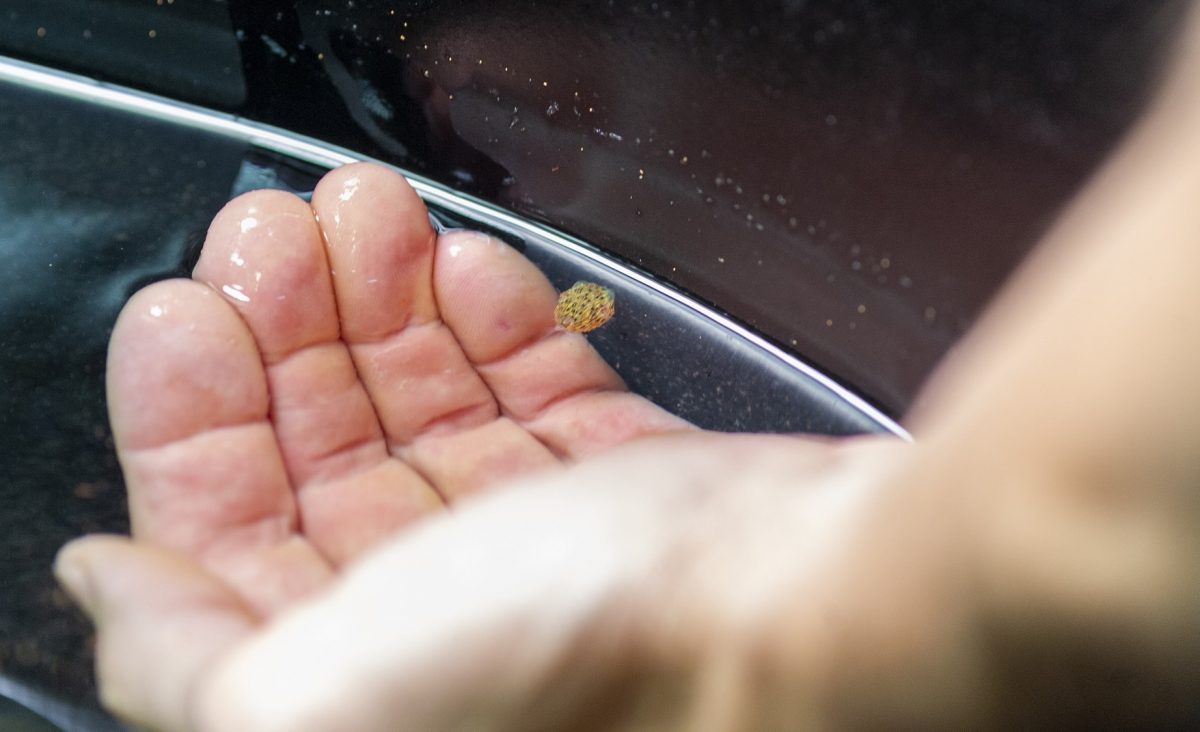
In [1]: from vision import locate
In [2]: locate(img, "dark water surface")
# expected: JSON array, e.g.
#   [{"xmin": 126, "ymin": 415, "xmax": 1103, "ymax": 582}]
[{"xmin": 0, "ymin": 83, "xmax": 245, "ymax": 729}]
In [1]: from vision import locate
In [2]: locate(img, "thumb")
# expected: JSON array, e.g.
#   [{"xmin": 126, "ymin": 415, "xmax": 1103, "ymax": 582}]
[{"xmin": 55, "ymin": 536, "xmax": 257, "ymax": 731}]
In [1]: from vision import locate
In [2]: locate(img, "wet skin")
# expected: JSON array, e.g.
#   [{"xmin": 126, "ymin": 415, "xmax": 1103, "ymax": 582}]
[
  {"xmin": 105, "ymin": 163, "xmax": 691, "ymax": 614},
  {"xmin": 70, "ymin": 163, "xmax": 936, "ymax": 730}
]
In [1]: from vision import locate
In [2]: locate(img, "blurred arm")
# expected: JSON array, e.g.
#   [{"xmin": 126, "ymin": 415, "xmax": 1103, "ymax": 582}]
[{"xmin": 907, "ymin": 11, "xmax": 1200, "ymax": 723}]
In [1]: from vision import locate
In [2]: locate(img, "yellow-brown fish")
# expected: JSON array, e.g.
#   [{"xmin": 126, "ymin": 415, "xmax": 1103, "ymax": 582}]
[{"xmin": 554, "ymin": 281, "xmax": 615, "ymax": 333}]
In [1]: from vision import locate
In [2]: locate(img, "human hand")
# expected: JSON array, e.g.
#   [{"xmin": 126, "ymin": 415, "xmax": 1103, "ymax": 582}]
[
  {"xmin": 60, "ymin": 146, "xmax": 1200, "ymax": 730},
  {"xmin": 64, "ymin": 427, "xmax": 966, "ymax": 731},
  {"xmin": 58, "ymin": 161, "xmax": 988, "ymax": 731},
  {"xmin": 107, "ymin": 162, "xmax": 692, "ymax": 606},
  {"xmin": 59, "ymin": 162, "xmax": 753, "ymax": 728}
]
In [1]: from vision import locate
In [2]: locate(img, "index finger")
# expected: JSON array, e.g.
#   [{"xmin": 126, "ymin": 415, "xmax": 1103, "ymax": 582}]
[{"xmin": 106, "ymin": 280, "xmax": 332, "ymax": 614}]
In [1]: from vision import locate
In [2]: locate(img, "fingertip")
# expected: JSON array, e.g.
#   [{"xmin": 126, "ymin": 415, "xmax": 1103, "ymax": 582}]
[
  {"xmin": 57, "ymin": 539, "xmax": 259, "ymax": 732},
  {"xmin": 311, "ymin": 162, "xmax": 439, "ymax": 339},
  {"xmin": 311, "ymin": 163, "xmax": 429, "ymax": 246},
  {"xmin": 204, "ymin": 186, "xmax": 310, "ymax": 237},
  {"xmin": 193, "ymin": 185, "xmax": 339, "ymax": 362},
  {"xmin": 54, "ymin": 534, "xmax": 130, "ymax": 617},
  {"xmin": 434, "ymin": 230, "xmax": 559, "ymax": 365},
  {"xmin": 109, "ymin": 278, "xmax": 220, "ymax": 349},
  {"xmin": 312, "ymin": 161, "xmax": 422, "ymax": 209},
  {"xmin": 55, "ymin": 532, "xmax": 132, "ymax": 561},
  {"xmin": 194, "ymin": 187, "xmax": 319, "ymax": 290},
  {"xmin": 107, "ymin": 279, "xmax": 267, "ymax": 451}
]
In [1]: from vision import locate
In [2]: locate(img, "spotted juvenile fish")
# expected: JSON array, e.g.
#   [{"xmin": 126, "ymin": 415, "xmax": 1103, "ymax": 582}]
[{"xmin": 554, "ymin": 281, "xmax": 615, "ymax": 333}]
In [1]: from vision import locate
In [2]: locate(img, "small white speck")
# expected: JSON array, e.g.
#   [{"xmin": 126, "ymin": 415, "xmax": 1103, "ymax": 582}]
[
  {"xmin": 339, "ymin": 176, "xmax": 360, "ymax": 202},
  {"xmin": 230, "ymin": 251, "xmax": 245, "ymax": 266},
  {"xmin": 149, "ymin": 305, "xmax": 164, "ymax": 318},
  {"xmin": 239, "ymin": 218, "xmax": 258, "ymax": 233},
  {"xmin": 447, "ymin": 244, "xmax": 464, "ymax": 257}
]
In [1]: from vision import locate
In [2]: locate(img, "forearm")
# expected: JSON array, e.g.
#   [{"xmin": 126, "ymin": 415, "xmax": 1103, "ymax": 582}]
[
  {"xmin": 903, "ymin": 17, "xmax": 1200, "ymax": 724},
  {"xmin": 912, "ymin": 68, "xmax": 1200, "ymax": 478}
]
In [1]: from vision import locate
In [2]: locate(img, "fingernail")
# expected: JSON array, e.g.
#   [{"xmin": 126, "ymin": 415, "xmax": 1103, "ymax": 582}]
[{"xmin": 54, "ymin": 543, "xmax": 98, "ymax": 616}]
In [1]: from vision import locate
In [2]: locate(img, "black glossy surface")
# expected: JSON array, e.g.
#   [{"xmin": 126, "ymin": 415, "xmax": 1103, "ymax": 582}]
[
  {"xmin": 0, "ymin": 82, "xmax": 246, "ymax": 730},
  {"xmin": 431, "ymin": 205, "xmax": 885, "ymax": 436},
  {"xmin": 0, "ymin": 2, "xmax": 1189, "ymax": 727},
  {"xmin": 0, "ymin": 695, "xmax": 63, "ymax": 732},
  {"xmin": 1, "ymin": 0, "xmax": 244, "ymax": 107},
  {"xmin": 1, "ymin": 73, "xmax": 887, "ymax": 728},
  {"xmin": 277, "ymin": 0, "xmax": 1184, "ymax": 411},
  {"xmin": 1, "ymin": 0, "xmax": 1182, "ymax": 411}
]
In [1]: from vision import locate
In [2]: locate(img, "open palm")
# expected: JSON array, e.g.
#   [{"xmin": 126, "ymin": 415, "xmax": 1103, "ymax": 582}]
[{"xmin": 106, "ymin": 163, "xmax": 689, "ymax": 616}]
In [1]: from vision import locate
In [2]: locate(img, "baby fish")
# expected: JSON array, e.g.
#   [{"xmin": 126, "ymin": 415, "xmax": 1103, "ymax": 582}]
[{"xmin": 554, "ymin": 281, "xmax": 615, "ymax": 333}]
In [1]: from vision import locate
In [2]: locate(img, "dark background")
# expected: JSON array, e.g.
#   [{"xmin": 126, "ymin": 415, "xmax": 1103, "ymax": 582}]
[
  {"xmin": 2, "ymin": 0, "xmax": 1185, "ymax": 412},
  {"xmin": 0, "ymin": 1, "xmax": 1187, "ymax": 728}
]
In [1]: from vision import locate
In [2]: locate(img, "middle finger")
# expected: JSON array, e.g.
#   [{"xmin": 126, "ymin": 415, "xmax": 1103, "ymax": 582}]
[
  {"xmin": 311, "ymin": 164, "xmax": 562, "ymax": 500},
  {"xmin": 194, "ymin": 187, "xmax": 442, "ymax": 565}
]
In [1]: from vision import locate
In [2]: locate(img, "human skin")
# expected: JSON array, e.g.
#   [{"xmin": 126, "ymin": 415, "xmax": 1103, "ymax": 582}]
[{"xmin": 56, "ymin": 18, "xmax": 1200, "ymax": 730}]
